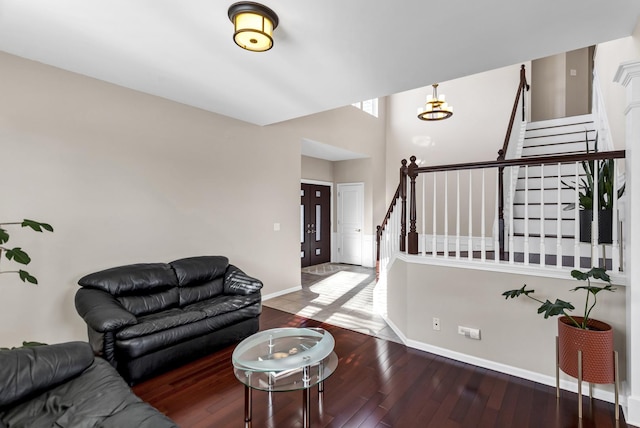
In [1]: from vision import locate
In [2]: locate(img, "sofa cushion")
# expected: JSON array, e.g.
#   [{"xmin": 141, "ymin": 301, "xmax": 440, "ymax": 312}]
[
  {"xmin": 117, "ymin": 288, "xmax": 180, "ymax": 317},
  {"xmin": 116, "ymin": 303, "xmax": 261, "ymax": 359},
  {"xmin": 170, "ymin": 256, "xmax": 228, "ymax": 306},
  {"xmin": 79, "ymin": 263, "xmax": 177, "ymax": 296},
  {"xmin": 0, "ymin": 342, "xmax": 94, "ymax": 408},
  {"xmin": 184, "ymin": 294, "xmax": 261, "ymax": 318},
  {"xmin": 170, "ymin": 256, "xmax": 228, "ymax": 286},
  {"xmin": 0, "ymin": 357, "xmax": 176, "ymax": 428},
  {"xmin": 115, "ymin": 308, "xmax": 207, "ymax": 340}
]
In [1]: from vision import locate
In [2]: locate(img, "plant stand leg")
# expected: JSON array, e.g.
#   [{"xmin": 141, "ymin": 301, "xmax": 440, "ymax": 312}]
[
  {"xmin": 555, "ymin": 336, "xmax": 560, "ymax": 399},
  {"xmin": 578, "ymin": 350, "xmax": 583, "ymax": 419},
  {"xmin": 615, "ymin": 351, "xmax": 620, "ymax": 420}
]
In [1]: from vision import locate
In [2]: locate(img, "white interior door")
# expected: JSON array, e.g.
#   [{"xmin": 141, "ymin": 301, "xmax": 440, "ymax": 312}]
[{"xmin": 338, "ymin": 183, "xmax": 364, "ymax": 265}]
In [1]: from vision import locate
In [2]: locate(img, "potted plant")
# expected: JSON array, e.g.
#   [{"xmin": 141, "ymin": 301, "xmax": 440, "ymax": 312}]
[
  {"xmin": 0, "ymin": 219, "xmax": 53, "ymax": 284},
  {"xmin": 562, "ymin": 131, "xmax": 625, "ymax": 243},
  {"xmin": 502, "ymin": 267, "xmax": 615, "ymax": 384}
]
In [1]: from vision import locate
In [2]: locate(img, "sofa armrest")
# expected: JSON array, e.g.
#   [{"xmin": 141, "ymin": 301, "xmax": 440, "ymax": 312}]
[
  {"xmin": 223, "ymin": 265, "xmax": 263, "ymax": 296},
  {"xmin": 0, "ymin": 341, "xmax": 94, "ymax": 408},
  {"xmin": 75, "ymin": 288, "xmax": 137, "ymax": 333}
]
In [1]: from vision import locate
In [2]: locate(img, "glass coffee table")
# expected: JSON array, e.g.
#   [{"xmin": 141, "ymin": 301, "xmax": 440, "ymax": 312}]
[{"xmin": 232, "ymin": 327, "xmax": 338, "ymax": 427}]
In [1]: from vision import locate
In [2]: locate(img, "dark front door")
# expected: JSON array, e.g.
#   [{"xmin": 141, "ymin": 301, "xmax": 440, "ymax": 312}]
[{"xmin": 301, "ymin": 183, "xmax": 331, "ymax": 267}]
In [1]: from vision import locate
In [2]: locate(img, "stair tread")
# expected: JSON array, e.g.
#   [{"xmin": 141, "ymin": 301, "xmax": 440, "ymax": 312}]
[
  {"xmin": 512, "ymin": 233, "xmax": 575, "ymax": 239},
  {"xmin": 513, "ymin": 217, "xmax": 575, "ymax": 221}
]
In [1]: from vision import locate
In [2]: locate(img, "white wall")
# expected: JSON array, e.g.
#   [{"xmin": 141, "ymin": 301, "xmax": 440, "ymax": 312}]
[
  {"xmin": 595, "ymin": 21, "xmax": 640, "ymax": 150},
  {"xmin": 0, "ymin": 51, "xmax": 386, "ymax": 347}
]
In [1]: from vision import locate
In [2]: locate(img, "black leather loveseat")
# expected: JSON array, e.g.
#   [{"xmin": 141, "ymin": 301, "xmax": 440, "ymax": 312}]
[
  {"xmin": 0, "ymin": 341, "xmax": 177, "ymax": 427},
  {"xmin": 75, "ymin": 256, "xmax": 262, "ymax": 385}
]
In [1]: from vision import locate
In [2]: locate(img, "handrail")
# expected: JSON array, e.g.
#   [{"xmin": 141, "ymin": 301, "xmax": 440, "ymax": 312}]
[
  {"xmin": 415, "ymin": 150, "xmax": 626, "ymax": 174},
  {"xmin": 376, "ymin": 149, "xmax": 626, "ymax": 276},
  {"xmin": 379, "ymin": 184, "xmax": 401, "ymax": 232},
  {"xmin": 376, "ymin": 183, "xmax": 401, "ymax": 280},
  {"xmin": 497, "ymin": 65, "xmax": 529, "ymax": 259},
  {"xmin": 500, "ymin": 64, "xmax": 530, "ymax": 158}
]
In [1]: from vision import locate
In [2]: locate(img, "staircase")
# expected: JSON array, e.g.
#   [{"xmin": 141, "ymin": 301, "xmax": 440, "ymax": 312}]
[{"xmin": 508, "ymin": 114, "xmax": 598, "ymax": 261}]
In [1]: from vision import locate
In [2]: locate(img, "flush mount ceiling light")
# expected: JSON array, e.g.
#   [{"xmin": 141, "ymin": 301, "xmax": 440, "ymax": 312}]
[
  {"xmin": 417, "ymin": 84, "xmax": 453, "ymax": 121},
  {"xmin": 228, "ymin": 2, "xmax": 279, "ymax": 52}
]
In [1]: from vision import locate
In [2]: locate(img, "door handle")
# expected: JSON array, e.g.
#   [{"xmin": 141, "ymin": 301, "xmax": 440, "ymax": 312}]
[{"xmin": 355, "ymin": 229, "xmax": 361, "ymax": 232}]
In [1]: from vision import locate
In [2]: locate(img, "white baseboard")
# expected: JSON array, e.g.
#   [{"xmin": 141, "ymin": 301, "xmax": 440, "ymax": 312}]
[
  {"xmin": 262, "ymin": 285, "xmax": 301, "ymax": 301},
  {"xmin": 625, "ymin": 395, "xmax": 640, "ymax": 426},
  {"xmin": 379, "ymin": 312, "xmax": 623, "ymax": 406}
]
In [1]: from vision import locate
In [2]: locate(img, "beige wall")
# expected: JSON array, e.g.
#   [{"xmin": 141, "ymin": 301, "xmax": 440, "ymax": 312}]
[
  {"xmin": 280, "ymin": 101, "xmax": 386, "ymax": 237},
  {"xmin": 301, "ymin": 156, "xmax": 333, "ymax": 183},
  {"xmin": 0, "ymin": 51, "xmax": 386, "ymax": 347},
  {"xmin": 531, "ymin": 47, "xmax": 593, "ymax": 121},
  {"xmin": 565, "ymin": 48, "xmax": 592, "ymax": 117},
  {"xmin": 386, "ymin": 63, "xmax": 529, "ymax": 199},
  {"xmin": 531, "ymin": 53, "xmax": 567, "ymax": 121},
  {"xmin": 385, "ymin": 64, "xmax": 528, "ymax": 234},
  {"xmin": 387, "ymin": 260, "xmax": 627, "ymax": 387}
]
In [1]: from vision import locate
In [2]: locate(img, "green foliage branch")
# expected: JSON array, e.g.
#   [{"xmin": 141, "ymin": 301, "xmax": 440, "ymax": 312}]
[
  {"xmin": 0, "ymin": 219, "xmax": 53, "ymax": 284},
  {"xmin": 562, "ymin": 131, "xmax": 625, "ymax": 211},
  {"xmin": 502, "ymin": 267, "xmax": 615, "ymax": 330}
]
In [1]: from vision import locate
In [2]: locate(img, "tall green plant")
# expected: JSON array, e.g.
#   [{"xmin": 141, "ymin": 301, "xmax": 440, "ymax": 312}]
[
  {"xmin": 502, "ymin": 267, "xmax": 615, "ymax": 330},
  {"xmin": 562, "ymin": 131, "xmax": 625, "ymax": 211},
  {"xmin": 0, "ymin": 219, "xmax": 53, "ymax": 284}
]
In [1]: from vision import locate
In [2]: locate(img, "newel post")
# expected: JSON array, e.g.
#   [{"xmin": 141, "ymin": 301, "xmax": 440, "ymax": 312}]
[
  {"xmin": 407, "ymin": 156, "xmax": 419, "ymax": 254},
  {"xmin": 497, "ymin": 149, "xmax": 506, "ymax": 260},
  {"xmin": 400, "ymin": 159, "xmax": 408, "ymax": 252}
]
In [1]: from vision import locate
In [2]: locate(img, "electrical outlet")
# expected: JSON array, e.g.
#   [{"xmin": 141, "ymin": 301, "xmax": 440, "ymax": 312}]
[
  {"xmin": 432, "ymin": 317, "xmax": 440, "ymax": 331},
  {"xmin": 458, "ymin": 325, "xmax": 481, "ymax": 340}
]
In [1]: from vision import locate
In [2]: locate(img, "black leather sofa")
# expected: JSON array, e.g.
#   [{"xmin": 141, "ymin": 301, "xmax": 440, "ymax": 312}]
[
  {"xmin": 0, "ymin": 341, "xmax": 177, "ymax": 427},
  {"xmin": 75, "ymin": 256, "xmax": 262, "ymax": 385}
]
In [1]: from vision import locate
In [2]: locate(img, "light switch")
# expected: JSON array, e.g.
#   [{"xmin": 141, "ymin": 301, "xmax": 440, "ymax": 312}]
[{"xmin": 273, "ymin": 223, "xmax": 280, "ymax": 231}]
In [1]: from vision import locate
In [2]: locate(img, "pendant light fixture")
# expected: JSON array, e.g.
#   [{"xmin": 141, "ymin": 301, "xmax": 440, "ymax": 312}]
[
  {"xmin": 228, "ymin": 2, "xmax": 279, "ymax": 52},
  {"xmin": 417, "ymin": 84, "xmax": 453, "ymax": 121}
]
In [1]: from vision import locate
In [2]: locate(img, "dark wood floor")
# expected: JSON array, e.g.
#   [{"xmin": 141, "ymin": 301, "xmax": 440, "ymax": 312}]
[{"xmin": 133, "ymin": 307, "xmax": 633, "ymax": 428}]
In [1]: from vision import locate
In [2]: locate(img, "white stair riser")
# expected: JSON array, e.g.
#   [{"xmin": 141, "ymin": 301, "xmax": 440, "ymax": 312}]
[
  {"xmin": 522, "ymin": 141, "xmax": 595, "ymax": 156},
  {"xmin": 512, "ymin": 188, "xmax": 578, "ymax": 205},
  {"xmin": 525, "ymin": 114, "xmax": 594, "ymax": 131},
  {"xmin": 512, "ymin": 219, "xmax": 576, "ymax": 236},
  {"xmin": 512, "ymin": 204, "xmax": 579, "ymax": 219},
  {"xmin": 509, "ymin": 236, "xmax": 617, "ymax": 257},
  {"xmin": 512, "ymin": 163, "xmax": 587, "ymax": 176},
  {"xmin": 525, "ymin": 124, "xmax": 595, "ymax": 139},
  {"xmin": 514, "ymin": 176, "xmax": 585, "ymax": 189}
]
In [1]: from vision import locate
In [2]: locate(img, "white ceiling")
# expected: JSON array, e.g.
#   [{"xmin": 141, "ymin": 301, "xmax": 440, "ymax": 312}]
[{"xmin": 1, "ymin": 0, "xmax": 639, "ymax": 129}]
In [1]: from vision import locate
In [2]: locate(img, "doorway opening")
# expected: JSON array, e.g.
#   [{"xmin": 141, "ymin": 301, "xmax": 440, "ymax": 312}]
[{"xmin": 301, "ymin": 183, "xmax": 331, "ymax": 268}]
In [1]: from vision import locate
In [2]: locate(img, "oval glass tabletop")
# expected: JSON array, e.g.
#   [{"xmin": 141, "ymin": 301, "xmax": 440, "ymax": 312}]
[{"xmin": 232, "ymin": 327, "xmax": 338, "ymax": 392}]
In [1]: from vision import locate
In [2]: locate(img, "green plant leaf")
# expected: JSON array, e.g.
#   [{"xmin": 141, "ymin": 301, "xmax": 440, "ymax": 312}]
[
  {"xmin": 5, "ymin": 248, "xmax": 31, "ymax": 265},
  {"xmin": 502, "ymin": 285, "xmax": 534, "ymax": 299},
  {"xmin": 18, "ymin": 270, "xmax": 38, "ymax": 284},
  {"xmin": 21, "ymin": 219, "xmax": 54, "ymax": 233},
  {"xmin": 570, "ymin": 269, "xmax": 589, "ymax": 281},
  {"xmin": 571, "ymin": 267, "xmax": 611, "ymax": 282},
  {"xmin": 21, "ymin": 341, "xmax": 46, "ymax": 347},
  {"xmin": 538, "ymin": 299, "xmax": 574, "ymax": 318},
  {"xmin": 0, "ymin": 228, "xmax": 8, "ymax": 245},
  {"xmin": 572, "ymin": 284, "xmax": 615, "ymax": 295}
]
